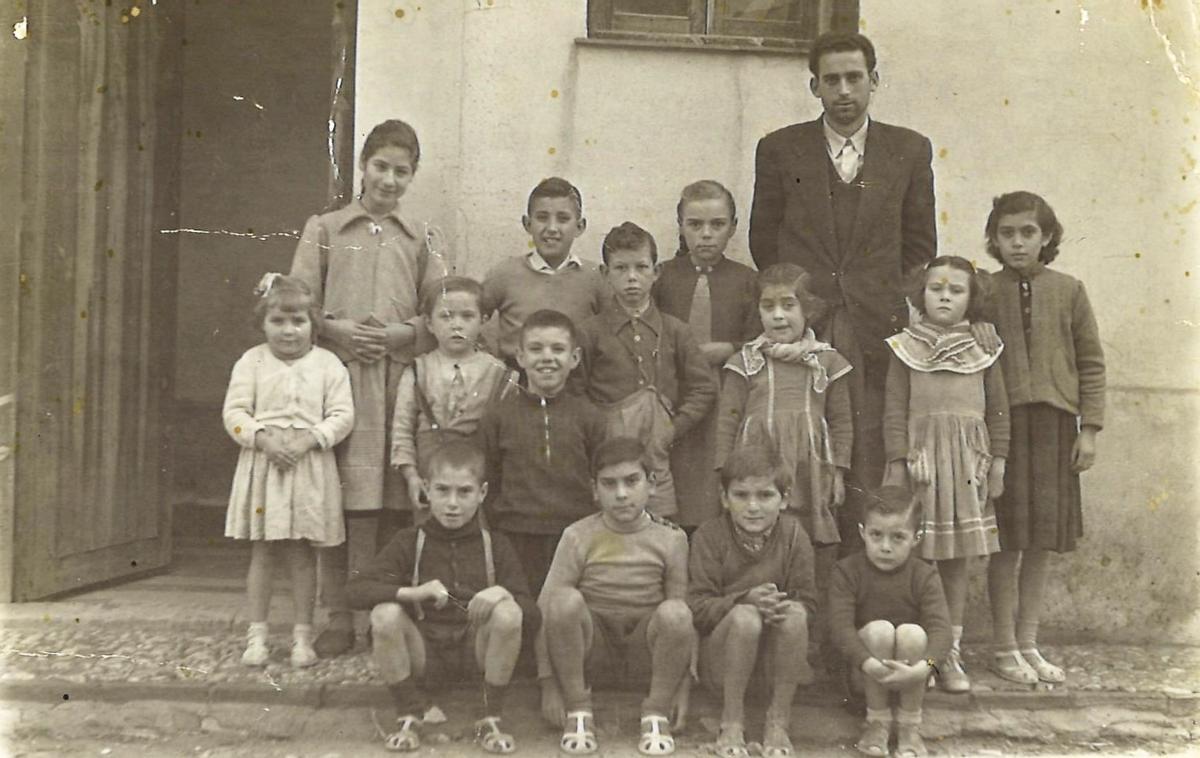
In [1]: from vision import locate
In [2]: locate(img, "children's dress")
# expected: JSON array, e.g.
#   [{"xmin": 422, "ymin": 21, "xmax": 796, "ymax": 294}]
[
  {"xmin": 716, "ymin": 332, "xmax": 853, "ymax": 545},
  {"xmin": 883, "ymin": 322, "xmax": 1009, "ymax": 560},
  {"xmin": 223, "ymin": 344, "xmax": 355, "ymax": 547}
]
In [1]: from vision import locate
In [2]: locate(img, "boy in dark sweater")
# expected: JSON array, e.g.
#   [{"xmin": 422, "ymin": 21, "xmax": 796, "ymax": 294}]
[
  {"xmin": 481, "ymin": 309, "xmax": 607, "ymax": 595},
  {"xmin": 576, "ymin": 222, "xmax": 716, "ymax": 517},
  {"xmin": 345, "ymin": 441, "xmax": 537, "ymax": 754},
  {"xmin": 687, "ymin": 444, "xmax": 816, "ymax": 758},
  {"xmin": 827, "ymin": 486, "xmax": 951, "ymax": 758}
]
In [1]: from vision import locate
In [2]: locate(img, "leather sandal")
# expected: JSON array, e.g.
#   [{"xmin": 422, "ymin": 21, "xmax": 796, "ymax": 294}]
[
  {"xmin": 560, "ymin": 710, "xmax": 597, "ymax": 755},
  {"xmin": 1020, "ymin": 648, "xmax": 1065, "ymax": 683},
  {"xmin": 475, "ymin": 716, "xmax": 515, "ymax": 754},
  {"xmin": 383, "ymin": 715, "xmax": 420, "ymax": 753},
  {"xmin": 638, "ymin": 714, "xmax": 675, "ymax": 756},
  {"xmin": 989, "ymin": 650, "xmax": 1037, "ymax": 685}
]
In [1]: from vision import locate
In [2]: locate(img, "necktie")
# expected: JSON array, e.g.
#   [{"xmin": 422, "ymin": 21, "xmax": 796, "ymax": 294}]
[
  {"xmin": 446, "ymin": 363, "xmax": 467, "ymax": 421},
  {"xmin": 688, "ymin": 269, "xmax": 712, "ymax": 345},
  {"xmin": 836, "ymin": 139, "xmax": 859, "ymax": 184}
]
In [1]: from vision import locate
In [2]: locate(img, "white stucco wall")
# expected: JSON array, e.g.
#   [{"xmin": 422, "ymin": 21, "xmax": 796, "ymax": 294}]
[{"xmin": 357, "ymin": 0, "xmax": 1200, "ymax": 642}]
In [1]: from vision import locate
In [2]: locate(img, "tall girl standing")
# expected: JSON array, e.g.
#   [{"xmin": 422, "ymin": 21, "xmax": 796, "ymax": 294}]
[
  {"xmin": 883, "ymin": 256, "xmax": 1009, "ymax": 693},
  {"xmin": 653, "ymin": 180, "xmax": 760, "ymax": 532},
  {"xmin": 982, "ymin": 192, "xmax": 1105, "ymax": 685},
  {"xmin": 290, "ymin": 119, "xmax": 449, "ymax": 657},
  {"xmin": 224, "ymin": 275, "xmax": 354, "ymax": 667}
]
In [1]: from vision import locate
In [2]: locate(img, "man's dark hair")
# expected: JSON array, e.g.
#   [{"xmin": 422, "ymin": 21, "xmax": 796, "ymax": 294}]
[{"xmin": 808, "ymin": 32, "xmax": 877, "ymax": 76}]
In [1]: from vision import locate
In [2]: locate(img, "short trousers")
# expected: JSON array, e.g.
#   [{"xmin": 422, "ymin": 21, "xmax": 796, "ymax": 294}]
[{"xmin": 586, "ymin": 608, "xmax": 654, "ymax": 689}]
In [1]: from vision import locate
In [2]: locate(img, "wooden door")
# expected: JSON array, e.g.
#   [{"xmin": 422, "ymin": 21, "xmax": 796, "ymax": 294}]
[{"xmin": 8, "ymin": 2, "xmax": 183, "ymax": 600}]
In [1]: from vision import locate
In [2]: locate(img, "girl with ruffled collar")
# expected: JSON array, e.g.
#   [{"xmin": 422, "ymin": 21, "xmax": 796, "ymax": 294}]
[
  {"xmin": 715, "ymin": 263, "xmax": 854, "ymax": 671},
  {"xmin": 882, "ymin": 256, "xmax": 1010, "ymax": 696}
]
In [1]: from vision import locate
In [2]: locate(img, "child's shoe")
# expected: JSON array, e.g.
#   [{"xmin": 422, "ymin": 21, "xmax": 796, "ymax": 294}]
[
  {"xmin": 854, "ymin": 718, "xmax": 890, "ymax": 757},
  {"xmin": 240, "ymin": 622, "xmax": 269, "ymax": 667},
  {"xmin": 937, "ymin": 647, "xmax": 970, "ymax": 693},
  {"xmin": 475, "ymin": 716, "xmax": 515, "ymax": 754},
  {"xmin": 989, "ymin": 649, "xmax": 1038, "ymax": 685},
  {"xmin": 1019, "ymin": 648, "xmax": 1065, "ymax": 683},
  {"xmin": 894, "ymin": 724, "xmax": 927, "ymax": 758},
  {"xmin": 638, "ymin": 714, "xmax": 675, "ymax": 756},
  {"xmin": 291, "ymin": 623, "xmax": 318, "ymax": 668}
]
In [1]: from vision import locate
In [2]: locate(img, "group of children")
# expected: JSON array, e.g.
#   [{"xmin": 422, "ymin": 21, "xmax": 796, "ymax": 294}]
[{"xmin": 221, "ymin": 118, "xmax": 1105, "ymax": 757}]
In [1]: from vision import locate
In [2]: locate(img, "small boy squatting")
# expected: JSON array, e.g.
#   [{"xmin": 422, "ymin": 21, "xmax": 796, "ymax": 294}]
[
  {"xmin": 828, "ymin": 486, "xmax": 951, "ymax": 758},
  {"xmin": 537, "ymin": 437, "xmax": 696, "ymax": 756},
  {"xmin": 345, "ymin": 440, "xmax": 538, "ymax": 754},
  {"xmin": 688, "ymin": 443, "xmax": 817, "ymax": 758}
]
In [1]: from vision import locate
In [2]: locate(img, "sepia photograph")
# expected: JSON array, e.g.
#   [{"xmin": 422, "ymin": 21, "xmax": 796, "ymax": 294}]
[{"xmin": 1, "ymin": 1, "xmax": 1197, "ymax": 755}]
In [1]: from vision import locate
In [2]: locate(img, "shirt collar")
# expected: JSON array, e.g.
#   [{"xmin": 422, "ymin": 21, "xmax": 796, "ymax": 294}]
[
  {"xmin": 527, "ymin": 250, "xmax": 583, "ymax": 274},
  {"xmin": 329, "ymin": 199, "xmax": 418, "ymax": 238},
  {"xmin": 686, "ymin": 252, "xmax": 723, "ymax": 273},
  {"xmin": 822, "ymin": 115, "xmax": 869, "ymax": 157},
  {"xmin": 603, "ymin": 296, "xmax": 662, "ymax": 333}
]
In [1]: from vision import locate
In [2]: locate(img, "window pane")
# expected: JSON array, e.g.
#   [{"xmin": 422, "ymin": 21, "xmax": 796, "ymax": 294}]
[
  {"xmin": 720, "ymin": 0, "xmax": 803, "ymax": 21},
  {"xmin": 614, "ymin": 0, "xmax": 690, "ymax": 16}
]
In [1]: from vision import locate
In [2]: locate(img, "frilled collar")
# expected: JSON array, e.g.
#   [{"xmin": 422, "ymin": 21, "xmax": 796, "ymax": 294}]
[
  {"xmin": 730, "ymin": 329, "xmax": 848, "ymax": 393},
  {"xmin": 885, "ymin": 321, "xmax": 1001, "ymax": 374},
  {"xmin": 325, "ymin": 199, "xmax": 419, "ymax": 239}
]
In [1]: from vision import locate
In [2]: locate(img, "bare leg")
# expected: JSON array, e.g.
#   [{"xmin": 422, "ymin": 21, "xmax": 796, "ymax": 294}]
[
  {"xmin": 370, "ymin": 602, "xmax": 427, "ymax": 685},
  {"xmin": 855, "ymin": 620, "xmax": 896, "ymax": 756},
  {"xmin": 475, "ymin": 599, "xmax": 523, "ymax": 687},
  {"xmin": 893, "ymin": 624, "xmax": 928, "ymax": 714},
  {"xmin": 764, "ymin": 603, "xmax": 808, "ymax": 753},
  {"xmin": 1015, "ymin": 549, "xmax": 1051, "ymax": 648},
  {"xmin": 987, "ymin": 551, "xmax": 1020, "ymax": 651},
  {"xmin": 287, "ymin": 540, "xmax": 317, "ymax": 626},
  {"xmin": 935, "ymin": 558, "xmax": 969, "ymax": 629},
  {"xmin": 246, "ymin": 541, "xmax": 275, "ymax": 623},
  {"xmin": 703, "ymin": 604, "xmax": 764, "ymax": 729},
  {"xmin": 543, "ymin": 588, "xmax": 594, "ymax": 713},
  {"xmin": 644, "ymin": 599, "xmax": 695, "ymax": 718}
]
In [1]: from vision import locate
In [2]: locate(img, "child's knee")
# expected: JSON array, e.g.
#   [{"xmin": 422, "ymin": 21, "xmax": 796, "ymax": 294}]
[
  {"xmin": 894, "ymin": 624, "xmax": 928, "ymax": 660},
  {"xmin": 773, "ymin": 602, "xmax": 808, "ymax": 639},
  {"xmin": 370, "ymin": 602, "xmax": 414, "ymax": 638},
  {"xmin": 653, "ymin": 599, "xmax": 695, "ymax": 638},
  {"xmin": 544, "ymin": 587, "xmax": 587, "ymax": 627},
  {"xmin": 857, "ymin": 619, "xmax": 896, "ymax": 656},
  {"xmin": 487, "ymin": 598, "xmax": 524, "ymax": 636},
  {"xmin": 726, "ymin": 604, "xmax": 764, "ymax": 637}
]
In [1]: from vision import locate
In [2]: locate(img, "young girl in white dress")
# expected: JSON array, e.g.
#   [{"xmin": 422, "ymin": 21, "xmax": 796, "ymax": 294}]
[{"xmin": 223, "ymin": 274, "xmax": 355, "ymax": 667}]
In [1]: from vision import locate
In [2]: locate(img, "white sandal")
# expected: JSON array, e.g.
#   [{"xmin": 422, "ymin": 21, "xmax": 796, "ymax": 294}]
[
  {"xmin": 638, "ymin": 714, "xmax": 675, "ymax": 756},
  {"xmin": 1020, "ymin": 648, "xmax": 1065, "ymax": 683},
  {"xmin": 384, "ymin": 714, "xmax": 421, "ymax": 753},
  {"xmin": 560, "ymin": 710, "xmax": 597, "ymax": 755}
]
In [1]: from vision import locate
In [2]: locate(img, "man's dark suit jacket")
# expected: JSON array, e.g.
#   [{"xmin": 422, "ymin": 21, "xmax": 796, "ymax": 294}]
[{"xmin": 749, "ymin": 118, "xmax": 936, "ymax": 363}]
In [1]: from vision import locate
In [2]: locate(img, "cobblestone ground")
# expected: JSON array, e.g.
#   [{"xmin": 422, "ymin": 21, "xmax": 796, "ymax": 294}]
[{"xmin": 2, "ymin": 624, "xmax": 1197, "ymax": 694}]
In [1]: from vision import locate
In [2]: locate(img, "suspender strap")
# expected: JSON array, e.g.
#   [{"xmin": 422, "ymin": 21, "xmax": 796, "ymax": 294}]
[
  {"xmin": 410, "ymin": 361, "xmax": 443, "ymax": 430},
  {"xmin": 481, "ymin": 529, "xmax": 495, "ymax": 587},
  {"xmin": 412, "ymin": 528, "xmax": 426, "ymax": 620}
]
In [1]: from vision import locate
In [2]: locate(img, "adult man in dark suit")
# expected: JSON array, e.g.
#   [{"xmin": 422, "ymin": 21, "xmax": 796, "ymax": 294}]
[{"xmin": 749, "ymin": 32, "xmax": 937, "ymax": 546}]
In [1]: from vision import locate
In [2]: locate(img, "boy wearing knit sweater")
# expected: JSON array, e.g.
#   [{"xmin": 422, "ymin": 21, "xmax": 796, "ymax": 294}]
[
  {"xmin": 481, "ymin": 177, "xmax": 610, "ymax": 366},
  {"xmin": 481, "ymin": 309, "xmax": 607, "ymax": 595},
  {"xmin": 687, "ymin": 444, "xmax": 816, "ymax": 758},
  {"xmin": 344, "ymin": 440, "xmax": 537, "ymax": 754},
  {"xmin": 538, "ymin": 437, "xmax": 695, "ymax": 756},
  {"xmin": 827, "ymin": 486, "xmax": 951, "ymax": 758}
]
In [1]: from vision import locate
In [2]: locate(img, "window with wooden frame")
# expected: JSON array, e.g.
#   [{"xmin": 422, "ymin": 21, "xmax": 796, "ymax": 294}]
[{"xmin": 586, "ymin": 0, "xmax": 860, "ymax": 51}]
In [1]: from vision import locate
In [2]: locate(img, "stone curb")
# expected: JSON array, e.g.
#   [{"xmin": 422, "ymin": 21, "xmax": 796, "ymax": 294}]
[{"xmin": 2, "ymin": 677, "xmax": 1192, "ymax": 717}]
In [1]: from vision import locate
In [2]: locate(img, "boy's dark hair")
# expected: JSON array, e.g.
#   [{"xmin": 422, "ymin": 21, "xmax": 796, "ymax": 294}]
[
  {"xmin": 601, "ymin": 221, "xmax": 658, "ymax": 265},
  {"xmin": 519, "ymin": 308, "xmax": 578, "ymax": 350},
  {"xmin": 591, "ymin": 436, "xmax": 652, "ymax": 478},
  {"xmin": 907, "ymin": 255, "xmax": 989, "ymax": 323},
  {"xmin": 808, "ymin": 32, "xmax": 877, "ymax": 76},
  {"xmin": 423, "ymin": 438, "xmax": 486, "ymax": 483},
  {"xmin": 675, "ymin": 179, "xmax": 737, "ymax": 257},
  {"xmin": 253, "ymin": 274, "xmax": 322, "ymax": 335},
  {"xmin": 419, "ymin": 276, "xmax": 485, "ymax": 317},
  {"xmin": 863, "ymin": 485, "xmax": 920, "ymax": 531},
  {"xmin": 361, "ymin": 119, "xmax": 421, "ymax": 168},
  {"xmin": 984, "ymin": 191, "xmax": 1064, "ymax": 265},
  {"xmin": 527, "ymin": 177, "xmax": 583, "ymax": 218},
  {"xmin": 757, "ymin": 262, "xmax": 828, "ymax": 324},
  {"xmin": 719, "ymin": 443, "xmax": 792, "ymax": 497}
]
